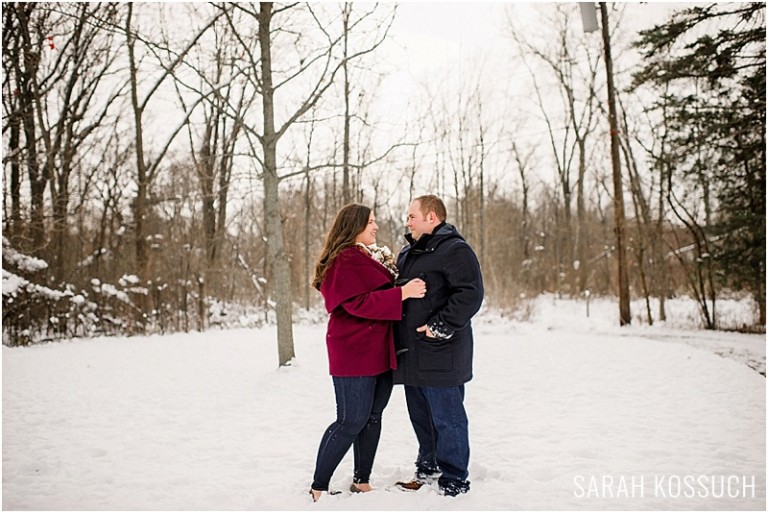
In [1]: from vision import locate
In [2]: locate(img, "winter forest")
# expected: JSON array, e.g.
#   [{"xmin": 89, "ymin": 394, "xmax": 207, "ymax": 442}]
[{"xmin": 2, "ymin": 2, "xmax": 765, "ymax": 359}]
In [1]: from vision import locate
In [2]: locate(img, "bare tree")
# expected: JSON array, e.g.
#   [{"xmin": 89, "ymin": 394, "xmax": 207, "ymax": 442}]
[
  {"xmin": 91, "ymin": 125, "xmax": 131, "ymax": 279},
  {"xmin": 510, "ymin": 4, "xmax": 600, "ymax": 297},
  {"xmin": 221, "ymin": 2, "xmax": 395, "ymax": 366},
  {"xmin": 125, "ymin": 3, "xmax": 223, "ymax": 284},
  {"xmin": 2, "ymin": 6, "xmax": 23, "ymax": 243},
  {"xmin": 3, "ymin": 3, "xmax": 125, "ymax": 280},
  {"xmin": 341, "ymin": 3, "xmax": 353, "ymax": 205},
  {"xmin": 599, "ymin": 2, "xmax": 631, "ymax": 325},
  {"xmin": 4, "ymin": 4, "xmax": 48, "ymax": 256},
  {"xmin": 510, "ymin": 140, "xmax": 535, "ymax": 264},
  {"xmin": 168, "ymin": 10, "xmax": 257, "ymax": 270},
  {"xmin": 615, "ymin": 87, "xmax": 678, "ymax": 326}
]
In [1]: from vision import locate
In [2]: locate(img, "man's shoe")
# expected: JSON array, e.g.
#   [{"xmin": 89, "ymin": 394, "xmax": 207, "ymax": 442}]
[
  {"xmin": 396, "ymin": 472, "xmax": 439, "ymax": 491},
  {"xmin": 438, "ymin": 479, "xmax": 470, "ymax": 497},
  {"xmin": 395, "ymin": 479, "xmax": 425, "ymax": 491}
]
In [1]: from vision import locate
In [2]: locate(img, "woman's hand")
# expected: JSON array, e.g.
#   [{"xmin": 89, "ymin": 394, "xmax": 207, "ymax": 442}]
[{"xmin": 401, "ymin": 278, "xmax": 427, "ymax": 300}]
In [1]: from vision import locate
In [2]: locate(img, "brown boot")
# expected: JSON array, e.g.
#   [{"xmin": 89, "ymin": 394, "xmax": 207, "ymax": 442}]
[{"xmin": 395, "ymin": 479, "xmax": 425, "ymax": 491}]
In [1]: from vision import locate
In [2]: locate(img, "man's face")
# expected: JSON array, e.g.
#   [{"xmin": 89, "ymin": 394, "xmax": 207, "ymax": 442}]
[{"xmin": 406, "ymin": 200, "xmax": 435, "ymax": 241}]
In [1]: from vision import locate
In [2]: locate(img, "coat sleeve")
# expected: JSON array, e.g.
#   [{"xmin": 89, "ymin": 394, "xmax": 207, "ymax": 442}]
[
  {"xmin": 339, "ymin": 287, "xmax": 402, "ymax": 321},
  {"xmin": 321, "ymin": 248, "xmax": 402, "ymax": 320},
  {"xmin": 427, "ymin": 242, "xmax": 484, "ymax": 339}
]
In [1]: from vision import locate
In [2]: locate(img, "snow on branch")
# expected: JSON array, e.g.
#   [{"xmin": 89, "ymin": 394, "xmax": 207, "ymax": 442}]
[{"xmin": 2, "ymin": 237, "xmax": 48, "ymax": 274}]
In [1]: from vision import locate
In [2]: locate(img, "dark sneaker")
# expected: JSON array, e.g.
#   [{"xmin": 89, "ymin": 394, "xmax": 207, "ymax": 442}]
[{"xmin": 438, "ymin": 479, "xmax": 470, "ymax": 497}]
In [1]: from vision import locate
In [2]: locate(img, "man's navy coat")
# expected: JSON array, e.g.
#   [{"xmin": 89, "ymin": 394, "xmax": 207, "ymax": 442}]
[{"xmin": 393, "ymin": 223, "xmax": 484, "ymax": 387}]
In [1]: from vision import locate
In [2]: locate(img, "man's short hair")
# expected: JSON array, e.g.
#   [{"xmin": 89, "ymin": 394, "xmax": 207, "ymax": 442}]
[{"xmin": 415, "ymin": 195, "xmax": 447, "ymax": 222}]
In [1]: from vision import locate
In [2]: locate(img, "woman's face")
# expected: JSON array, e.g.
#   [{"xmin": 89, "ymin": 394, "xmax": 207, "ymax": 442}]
[{"xmin": 354, "ymin": 211, "xmax": 378, "ymax": 246}]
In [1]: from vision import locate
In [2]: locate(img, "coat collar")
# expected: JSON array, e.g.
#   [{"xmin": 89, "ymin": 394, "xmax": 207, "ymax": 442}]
[{"xmin": 403, "ymin": 222, "xmax": 464, "ymax": 255}]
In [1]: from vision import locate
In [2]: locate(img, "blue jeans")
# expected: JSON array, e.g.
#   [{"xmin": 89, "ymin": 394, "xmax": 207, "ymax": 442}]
[
  {"xmin": 404, "ymin": 384, "xmax": 470, "ymax": 495},
  {"xmin": 311, "ymin": 371, "xmax": 393, "ymax": 491}
]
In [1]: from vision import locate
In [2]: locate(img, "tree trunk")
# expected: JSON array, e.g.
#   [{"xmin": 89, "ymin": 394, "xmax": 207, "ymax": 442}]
[
  {"xmin": 342, "ymin": 4, "xmax": 352, "ymax": 205},
  {"xmin": 259, "ymin": 2, "xmax": 295, "ymax": 366},
  {"xmin": 600, "ymin": 2, "xmax": 631, "ymax": 325},
  {"xmin": 50, "ymin": 162, "xmax": 71, "ymax": 280},
  {"xmin": 575, "ymin": 139, "xmax": 588, "ymax": 294},
  {"xmin": 14, "ymin": 5, "xmax": 46, "ymax": 256},
  {"xmin": 8, "ymin": 110, "xmax": 22, "ymax": 241},
  {"xmin": 304, "ymin": 167, "xmax": 312, "ymax": 310},
  {"xmin": 199, "ymin": 120, "xmax": 217, "ymax": 264},
  {"xmin": 126, "ymin": 4, "xmax": 149, "ymax": 282}
]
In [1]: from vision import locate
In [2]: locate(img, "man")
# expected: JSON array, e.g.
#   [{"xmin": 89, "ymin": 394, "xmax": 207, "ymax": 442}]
[{"xmin": 393, "ymin": 194, "xmax": 484, "ymax": 497}]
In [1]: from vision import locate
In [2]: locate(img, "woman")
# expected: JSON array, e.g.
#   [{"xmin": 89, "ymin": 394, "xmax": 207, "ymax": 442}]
[{"xmin": 309, "ymin": 203, "xmax": 426, "ymax": 501}]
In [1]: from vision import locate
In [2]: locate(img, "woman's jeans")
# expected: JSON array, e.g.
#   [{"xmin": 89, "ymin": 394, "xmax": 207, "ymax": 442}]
[{"xmin": 311, "ymin": 371, "xmax": 393, "ymax": 491}]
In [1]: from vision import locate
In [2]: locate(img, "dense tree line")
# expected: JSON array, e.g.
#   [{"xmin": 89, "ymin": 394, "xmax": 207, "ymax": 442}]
[{"xmin": 3, "ymin": 3, "xmax": 764, "ymax": 355}]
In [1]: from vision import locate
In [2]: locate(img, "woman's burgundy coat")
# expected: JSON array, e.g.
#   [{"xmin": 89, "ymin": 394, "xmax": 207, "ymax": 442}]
[{"xmin": 319, "ymin": 246, "xmax": 402, "ymax": 377}]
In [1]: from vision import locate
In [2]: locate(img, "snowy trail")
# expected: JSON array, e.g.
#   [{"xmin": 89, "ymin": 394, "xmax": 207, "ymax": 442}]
[{"xmin": 3, "ymin": 318, "xmax": 765, "ymax": 510}]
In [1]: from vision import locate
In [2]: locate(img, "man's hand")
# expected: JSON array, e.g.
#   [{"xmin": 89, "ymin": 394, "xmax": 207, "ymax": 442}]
[{"xmin": 416, "ymin": 325, "xmax": 435, "ymax": 338}]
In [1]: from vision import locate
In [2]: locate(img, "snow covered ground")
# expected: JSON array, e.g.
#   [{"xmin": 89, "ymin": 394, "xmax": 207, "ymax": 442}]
[{"xmin": 3, "ymin": 297, "xmax": 765, "ymax": 510}]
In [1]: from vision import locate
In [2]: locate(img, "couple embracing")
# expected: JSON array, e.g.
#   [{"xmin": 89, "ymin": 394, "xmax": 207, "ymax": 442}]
[{"xmin": 309, "ymin": 195, "xmax": 484, "ymax": 501}]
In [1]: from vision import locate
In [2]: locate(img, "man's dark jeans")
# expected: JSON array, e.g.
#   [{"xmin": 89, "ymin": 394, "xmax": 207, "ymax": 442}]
[
  {"xmin": 311, "ymin": 371, "xmax": 393, "ymax": 491},
  {"xmin": 404, "ymin": 384, "xmax": 470, "ymax": 496}
]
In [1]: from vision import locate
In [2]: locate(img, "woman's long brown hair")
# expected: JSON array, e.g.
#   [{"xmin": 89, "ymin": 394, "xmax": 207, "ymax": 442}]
[{"xmin": 312, "ymin": 203, "xmax": 371, "ymax": 290}]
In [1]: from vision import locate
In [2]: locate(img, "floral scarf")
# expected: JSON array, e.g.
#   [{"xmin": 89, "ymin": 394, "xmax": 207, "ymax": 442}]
[{"xmin": 355, "ymin": 243, "xmax": 399, "ymax": 278}]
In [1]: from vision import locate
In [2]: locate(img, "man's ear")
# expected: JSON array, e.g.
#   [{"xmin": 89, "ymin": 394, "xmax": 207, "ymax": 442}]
[{"xmin": 427, "ymin": 211, "xmax": 436, "ymax": 223}]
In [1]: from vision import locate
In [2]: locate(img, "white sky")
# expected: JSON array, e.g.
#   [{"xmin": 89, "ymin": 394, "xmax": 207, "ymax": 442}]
[{"xmin": 376, "ymin": 1, "xmax": 694, "ymax": 118}]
